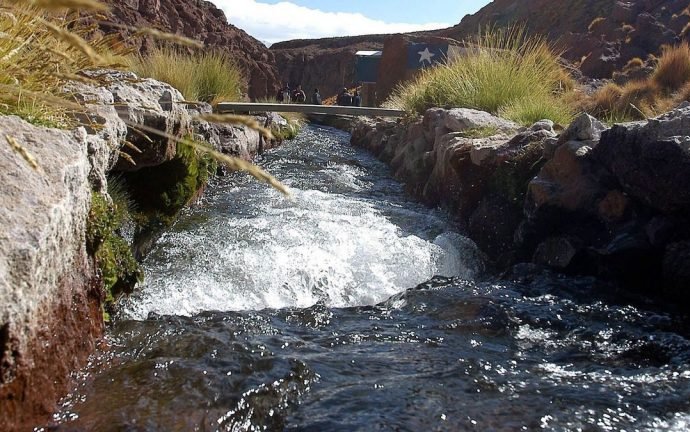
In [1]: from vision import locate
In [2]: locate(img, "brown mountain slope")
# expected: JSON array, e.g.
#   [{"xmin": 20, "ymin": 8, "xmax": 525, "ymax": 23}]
[
  {"xmin": 439, "ymin": 0, "xmax": 688, "ymax": 78},
  {"xmin": 271, "ymin": 0, "xmax": 690, "ymax": 100},
  {"xmin": 98, "ymin": 0, "xmax": 280, "ymax": 99}
]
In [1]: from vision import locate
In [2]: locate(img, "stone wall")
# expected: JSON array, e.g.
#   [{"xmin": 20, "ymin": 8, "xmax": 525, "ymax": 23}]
[{"xmin": 352, "ymin": 106, "xmax": 690, "ymax": 300}]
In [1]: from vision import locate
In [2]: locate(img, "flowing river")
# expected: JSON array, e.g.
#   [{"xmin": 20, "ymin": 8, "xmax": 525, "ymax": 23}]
[{"xmin": 54, "ymin": 125, "xmax": 690, "ymax": 431}]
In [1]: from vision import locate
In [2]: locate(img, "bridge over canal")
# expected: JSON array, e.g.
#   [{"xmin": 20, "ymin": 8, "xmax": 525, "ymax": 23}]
[{"xmin": 216, "ymin": 102, "xmax": 406, "ymax": 118}]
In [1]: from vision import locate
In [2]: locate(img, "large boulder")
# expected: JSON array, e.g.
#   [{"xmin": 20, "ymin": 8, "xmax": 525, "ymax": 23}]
[
  {"xmin": 0, "ymin": 117, "xmax": 102, "ymax": 430},
  {"xmin": 593, "ymin": 105, "xmax": 690, "ymax": 214},
  {"xmin": 442, "ymin": 108, "xmax": 520, "ymax": 134}
]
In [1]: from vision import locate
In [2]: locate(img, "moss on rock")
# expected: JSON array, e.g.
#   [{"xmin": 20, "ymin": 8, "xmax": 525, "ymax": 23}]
[
  {"xmin": 489, "ymin": 142, "xmax": 545, "ymax": 204},
  {"xmin": 86, "ymin": 192, "xmax": 143, "ymax": 319},
  {"xmin": 121, "ymin": 140, "xmax": 217, "ymax": 226}
]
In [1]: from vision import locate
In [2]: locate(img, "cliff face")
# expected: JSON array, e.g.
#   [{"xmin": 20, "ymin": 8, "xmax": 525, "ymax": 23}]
[
  {"xmin": 271, "ymin": 36, "xmax": 386, "ymax": 100},
  {"xmin": 99, "ymin": 0, "xmax": 281, "ymax": 99}
]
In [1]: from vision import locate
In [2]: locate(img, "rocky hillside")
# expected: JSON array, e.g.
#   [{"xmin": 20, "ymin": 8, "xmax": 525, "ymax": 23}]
[
  {"xmin": 271, "ymin": 0, "xmax": 690, "ymax": 100},
  {"xmin": 98, "ymin": 0, "xmax": 281, "ymax": 99},
  {"xmin": 439, "ymin": 0, "xmax": 689, "ymax": 79}
]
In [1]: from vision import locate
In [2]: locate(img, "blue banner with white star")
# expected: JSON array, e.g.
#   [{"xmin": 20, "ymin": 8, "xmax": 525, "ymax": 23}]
[{"xmin": 407, "ymin": 44, "xmax": 449, "ymax": 70}]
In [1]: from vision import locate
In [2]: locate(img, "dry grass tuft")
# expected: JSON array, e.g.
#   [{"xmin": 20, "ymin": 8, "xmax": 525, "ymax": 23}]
[
  {"xmin": 618, "ymin": 80, "xmax": 659, "ymax": 119},
  {"xmin": 387, "ymin": 26, "xmax": 574, "ymax": 125},
  {"xmin": 0, "ymin": 1, "xmax": 122, "ymax": 126},
  {"xmin": 128, "ymin": 47, "xmax": 244, "ymax": 103},
  {"xmin": 652, "ymin": 42, "xmax": 690, "ymax": 91},
  {"xmin": 675, "ymin": 81, "xmax": 690, "ymax": 104},
  {"xmin": 24, "ymin": 0, "xmax": 109, "ymax": 11},
  {"xmin": 585, "ymin": 83, "xmax": 622, "ymax": 117},
  {"xmin": 623, "ymin": 57, "xmax": 644, "ymax": 71}
]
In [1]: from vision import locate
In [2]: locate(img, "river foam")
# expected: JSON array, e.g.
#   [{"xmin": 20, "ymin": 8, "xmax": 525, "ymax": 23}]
[{"xmin": 119, "ymin": 126, "xmax": 482, "ymax": 319}]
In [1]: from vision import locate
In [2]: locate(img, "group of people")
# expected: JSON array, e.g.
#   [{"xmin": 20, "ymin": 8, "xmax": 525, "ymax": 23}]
[
  {"xmin": 336, "ymin": 88, "xmax": 361, "ymax": 107},
  {"xmin": 275, "ymin": 84, "xmax": 361, "ymax": 106},
  {"xmin": 276, "ymin": 84, "xmax": 322, "ymax": 105}
]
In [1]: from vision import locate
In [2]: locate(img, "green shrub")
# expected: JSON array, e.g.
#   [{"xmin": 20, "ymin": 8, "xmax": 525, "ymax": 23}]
[
  {"xmin": 128, "ymin": 47, "xmax": 245, "ymax": 103},
  {"xmin": 387, "ymin": 26, "xmax": 574, "ymax": 125}
]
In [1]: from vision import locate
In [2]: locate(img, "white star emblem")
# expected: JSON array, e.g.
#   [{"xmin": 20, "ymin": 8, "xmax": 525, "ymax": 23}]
[{"xmin": 418, "ymin": 47, "xmax": 435, "ymax": 65}]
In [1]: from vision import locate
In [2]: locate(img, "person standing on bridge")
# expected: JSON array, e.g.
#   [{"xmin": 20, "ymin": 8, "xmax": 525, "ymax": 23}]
[
  {"xmin": 337, "ymin": 88, "xmax": 352, "ymax": 106},
  {"xmin": 311, "ymin": 88, "xmax": 322, "ymax": 105},
  {"xmin": 280, "ymin": 84, "xmax": 291, "ymax": 104},
  {"xmin": 352, "ymin": 90, "xmax": 361, "ymax": 107},
  {"xmin": 293, "ymin": 85, "xmax": 306, "ymax": 104}
]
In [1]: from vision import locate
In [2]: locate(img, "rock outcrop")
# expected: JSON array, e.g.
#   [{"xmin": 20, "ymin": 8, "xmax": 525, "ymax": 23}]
[
  {"xmin": 0, "ymin": 118, "xmax": 103, "ymax": 431},
  {"xmin": 353, "ymin": 105, "xmax": 690, "ymax": 300},
  {"xmin": 97, "ymin": 0, "xmax": 281, "ymax": 99},
  {"xmin": 0, "ymin": 70, "xmax": 293, "ymax": 429}
]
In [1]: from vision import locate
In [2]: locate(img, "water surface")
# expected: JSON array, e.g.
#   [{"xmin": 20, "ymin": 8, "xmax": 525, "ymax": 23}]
[{"xmin": 55, "ymin": 126, "xmax": 690, "ymax": 431}]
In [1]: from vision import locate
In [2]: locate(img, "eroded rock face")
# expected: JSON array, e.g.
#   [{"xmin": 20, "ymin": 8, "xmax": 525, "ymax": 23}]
[
  {"xmin": 97, "ymin": 0, "xmax": 281, "ymax": 99},
  {"xmin": 593, "ymin": 106, "xmax": 690, "ymax": 214},
  {"xmin": 354, "ymin": 105, "xmax": 690, "ymax": 299},
  {"xmin": 0, "ymin": 117, "xmax": 103, "ymax": 431},
  {"xmin": 352, "ymin": 109, "xmax": 550, "ymax": 263}
]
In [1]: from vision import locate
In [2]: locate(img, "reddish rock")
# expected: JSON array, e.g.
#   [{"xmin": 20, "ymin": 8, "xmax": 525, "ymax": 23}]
[
  {"xmin": 98, "ymin": 0, "xmax": 281, "ymax": 100},
  {"xmin": 0, "ymin": 117, "xmax": 103, "ymax": 431}
]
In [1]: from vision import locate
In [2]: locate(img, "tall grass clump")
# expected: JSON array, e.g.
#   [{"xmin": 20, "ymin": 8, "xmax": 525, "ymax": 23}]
[
  {"xmin": 387, "ymin": 26, "xmax": 574, "ymax": 125},
  {"xmin": 652, "ymin": 42, "xmax": 690, "ymax": 91},
  {"xmin": 585, "ymin": 42, "xmax": 690, "ymax": 122},
  {"xmin": 0, "ymin": 0, "xmax": 126, "ymax": 127},
  {"xmin": 128, "ymin": 47, "xmax": 245, "ymax": 103}
]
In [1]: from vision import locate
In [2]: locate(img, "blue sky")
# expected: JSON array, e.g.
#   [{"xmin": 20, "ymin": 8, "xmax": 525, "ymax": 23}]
[{"xmin": 210, "ymin": 0, "xmax": 492, "ymax": 45}]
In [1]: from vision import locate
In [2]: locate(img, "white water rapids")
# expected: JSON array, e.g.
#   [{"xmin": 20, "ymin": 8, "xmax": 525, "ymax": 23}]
[{"xmin": 119, "ymin": 126, "xmax": 483, "ymax": 319}]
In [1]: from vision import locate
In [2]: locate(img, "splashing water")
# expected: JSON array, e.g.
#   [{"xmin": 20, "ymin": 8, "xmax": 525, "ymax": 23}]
[{"xmin": 120, "ymin": 125, "xmax": 482, "ymax": 319}]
